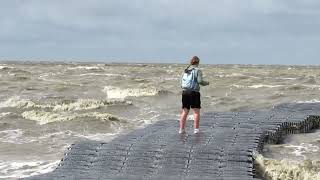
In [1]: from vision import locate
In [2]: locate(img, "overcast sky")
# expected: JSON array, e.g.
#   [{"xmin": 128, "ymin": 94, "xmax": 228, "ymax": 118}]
[{"xmin": 1, "ymin": 0, "xmax": 320, "ymax": 65}]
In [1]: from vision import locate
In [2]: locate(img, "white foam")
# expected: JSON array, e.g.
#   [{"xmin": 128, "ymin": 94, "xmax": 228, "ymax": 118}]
[
  {"xmin": 67, "ymin": 66, "xmax": 102, "ymax": 70},
  {"xmin": 22, "ymin": 111, "xmax": 78, "ymax": 125},
  {"xmin": 0, "ymin": 129, "xmax": 35, "ymax": 144},
  {"xmin": 85, "ymin": 112, "xmax": 122, "ymax": 122},
  {"xmin": 0, "ymin": 112, "xmax": 11, "ymax": 118},
  {"xmin": 217, "ymin": 73, "xmax": 259, "ymax": 79},
  {"xmin": 0, "ymin": 65, "xmax": 10, "ymax": 70},
  {"xmin": 248, "ymin": 84, "xmax": 284, "ymax": 88},
  {"xmin": 231, "ymin": 84, "xmax": 246, "ymax": 88},
  {"xmin": 285, "ymin": 84, "xmax": 320, "ymax": 90},
  {"xmin": 276, "ymin": 77, "xmax": 297, "ymax": 80},
  {"xmin": 255, "ymin": 154, "xmax": 320, "ymax": 180},
  {"xmin": 74, "ymin": 132, "xmax": 119, "ymax": 142},
  {"xmin": 79, "ymin": 73, "xmax": 127, "ymax": 77},
  {"xmin": 227, "ymin": 73, "xmax": 246, "ymax": 77},
  {"xmin": 21, "ymin": 110, "xmax": 121, "ymax": 125},
  {"xmin": 302, "ymin": 84, "xmax": 320, "ymax": 89},
  {"xmin": 162, "ymin": 77, "xmax": 179, "ymax": 81},
  {"xmin": 0, "ymin": 96, "xmax": 35, "ymax": 108},
  {"xmin": 103, "ymin": 86, "xmax": 160, "ymax": 99},
  {"xmin": 284, "ymin": 144, "xmax": 319, "ymax": 158},
  {"xmin": 297, "ymin": 99, "xmax": 320, "ymax": 103},
  {"xmin": 52, "ymin": 99, "xmax": 129, "ymax": 111},
  {"xmin": 0, "ymin": 96, "xmax": 50, "ymax": 109},
  {"xmin": 231, "ymin": 84, "xmax": 284, "ymax": 89},
  {"xmin": 0, "ymin": 160, "xmax": 59, "ymax": 178},
  {"xmin": 0, "ymin": 97, "xmax": 130, "ymax": 111}
]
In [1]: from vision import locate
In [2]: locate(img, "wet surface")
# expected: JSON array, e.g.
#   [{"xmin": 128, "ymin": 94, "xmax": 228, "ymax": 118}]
[{"xmin": 24, "ymin": 103, "xmax": 320, "ymax": 180}]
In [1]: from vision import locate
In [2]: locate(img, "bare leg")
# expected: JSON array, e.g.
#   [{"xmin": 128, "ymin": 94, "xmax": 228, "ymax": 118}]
[
  {"xmin": 193, "ymin": 108, "xmax": 200, "ymax": 129},
  {"xmin": 179, "ymin": 108, "xmax": 189, "ymax": 130}
]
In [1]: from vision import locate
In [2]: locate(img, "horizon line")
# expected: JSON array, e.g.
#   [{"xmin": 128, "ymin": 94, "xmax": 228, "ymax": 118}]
[{"xmin": 1, "ymin": 59, "xmax": 320, "ymax": 67}]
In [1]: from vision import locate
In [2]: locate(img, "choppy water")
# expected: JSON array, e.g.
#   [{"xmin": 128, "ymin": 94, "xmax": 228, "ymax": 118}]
[
  {"xmin": 1, "ymin": 62, "xmax": 320, "ymax": 179},
  {"xmin": 256, "ymin": 130, "xmax": 320, "ymax": 179}
]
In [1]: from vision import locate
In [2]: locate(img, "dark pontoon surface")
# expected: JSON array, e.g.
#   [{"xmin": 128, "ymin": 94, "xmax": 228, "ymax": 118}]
[{"xmin": 24, "ymin": 103, "xmax": 320, "ymax": 180}]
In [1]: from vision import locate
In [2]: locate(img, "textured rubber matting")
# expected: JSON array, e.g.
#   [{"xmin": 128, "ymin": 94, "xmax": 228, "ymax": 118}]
[{"xmin": 24, "ymin": 103, "xmax": 320, "ymax": 180}]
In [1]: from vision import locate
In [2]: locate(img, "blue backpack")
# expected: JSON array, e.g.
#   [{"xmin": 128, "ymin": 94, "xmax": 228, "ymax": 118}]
[{"xmin": 181, "ymin": 68, "xmax": 199, "ymax": 91}]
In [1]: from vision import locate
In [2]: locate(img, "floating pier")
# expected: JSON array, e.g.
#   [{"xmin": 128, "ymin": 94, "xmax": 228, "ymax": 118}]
[{"xmin": 24, "ymin": 103, "xmax": 320, "ymax": 180}]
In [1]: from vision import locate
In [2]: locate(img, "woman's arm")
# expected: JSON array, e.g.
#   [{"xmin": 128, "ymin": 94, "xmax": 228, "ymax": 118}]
[{"xmin": 197, "ymin": 70, "xmax": 209, "ymax": 86}]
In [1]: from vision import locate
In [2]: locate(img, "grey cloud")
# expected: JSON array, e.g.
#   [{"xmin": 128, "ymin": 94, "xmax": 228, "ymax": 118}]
[{"xmin": 0, "ymin": 0, "xmax": 320, "ymax": 64}]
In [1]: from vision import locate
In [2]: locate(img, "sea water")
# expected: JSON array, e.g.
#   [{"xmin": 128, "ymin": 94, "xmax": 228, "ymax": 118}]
[{"xmin": 1, "ymin": 62, "xmax": 320, "ymax": 179}]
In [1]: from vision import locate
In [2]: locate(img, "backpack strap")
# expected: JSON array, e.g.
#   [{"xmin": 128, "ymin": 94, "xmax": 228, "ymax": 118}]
[
  {"xmin": 184, "ymin": 65, "xmax": 191, "ymax": 73},
  {"xmin": 192, "ymin": 68, "xmax": 198, "ymax": 83}
]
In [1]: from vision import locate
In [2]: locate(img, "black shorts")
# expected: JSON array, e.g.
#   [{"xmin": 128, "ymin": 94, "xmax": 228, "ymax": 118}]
[{"xmin": 182, "ymin": 90, "xmax": 201, "ymax": 109}]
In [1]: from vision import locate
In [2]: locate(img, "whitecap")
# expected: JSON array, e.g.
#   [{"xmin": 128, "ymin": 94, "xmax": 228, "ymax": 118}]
[
  {"xmin": 162, "ymin": 77, "xmax": 179, "ymax": 81},
  {"xmin": 103, "ymin": 86, "xmax": 161, "ymax": 99},
  {"xmin": 230, "ymin": 84, "xmax": 246, "ymax": 88},
  {"xmin": 79, "ymin": 73, "xmax": 128, "ymax": 77},
  {"xmin": 0, "ymin": 97, "xmax": 129, "ymax": 111},
  {"xmin": 21, "ymin": 110, "xmax": 78, "ymax": 125},
  {"xmin": 0, "ymin": 112, "xmax": 11, "ymax": 118},
  {"xmin": 0, "ymin": 65, "xmax": 10, "ymax": 70},
  {"xmin": 73, "ymin": 132, "xmax": 119, "ymax": 142},
  {"xmin": 52, "ymin": 99, "xmax": 130, "ymax": 111},
  {"xmin": 227, "ymin": 73, "xmax": 246, "ymax": 77},
  {"xmin": 85, "ymin": 112, "xmax": 122, "ymax": 122},
  {"xmin": 67, "ymin": 66, "xmax": 102, "ymax": 70},
  {"xmin": 21, "ymin": 110, "xmax": 122, "ymax": 125},
  {"xmin": 276, "ymin": 77, "xmax": 297, "ymax": 80},
  {"xmin": 255, "ymin": 154, "xmax": 320, "ymax": 180},
  {"xmin": 0, "ymin": 160, "xmax": 59, "ymax": 179},
  {"xmin": 0, "ymin": 129, "xmax": 35, "ymax": 144},
  {"xmin": 248, "ymin": 84, "xmax": 284, "ymax": 88},
  {"xmin": 219, "ymin": 73, "xmax": 259, "ymax": 79},
  {"xmin": 0, "ymin": 96, "xmax": 50, "ymax": 109},
  {"xmin": 301, "ymin": 84, "xmax": 320, "ymax": 89},
  {"xmin": 231, "ymin": 84, "xmax": 284, "ymax": 89},
  {"xmin": 296, "ymin": 99, "xmax": 320, "ymax": 103},
  {"xmin": 283, "ymin": 145, "xmax": 307, "ymax": 158}
]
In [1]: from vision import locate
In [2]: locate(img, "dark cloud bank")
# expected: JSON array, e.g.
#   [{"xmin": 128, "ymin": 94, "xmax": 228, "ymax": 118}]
[{"xmin": 1, "ymin": 0, "xmax": 320, "ymax": 65}]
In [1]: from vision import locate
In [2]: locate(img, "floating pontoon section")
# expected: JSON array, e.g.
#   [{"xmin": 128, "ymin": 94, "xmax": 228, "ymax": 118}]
[{"xmin": 24, "ymin": 103, "xmax": 320, "ymax": 180}]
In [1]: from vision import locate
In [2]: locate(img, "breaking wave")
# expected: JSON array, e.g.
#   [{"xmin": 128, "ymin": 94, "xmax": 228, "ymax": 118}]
[
  {"xmin": 297, "ymin": 99, "xmax": 320, "ymax": 103},
  {"xmin": 0, "ymin": 65, "xmax": 11, "ymax": 70},
  {"xmin": 0, "ymin": 112, "xmax": 11, "ymax": 118},
  {"xmin": 284, "ymin": 144, "xmax": 319, "ymax": 158},
  {"xmin": 216, "ymin": 73, "xmax": 259, "ymax": 79},
  {"xmin": 52, "ymin": 99, "xmax": 131, "ymax": 111},
  {"xmin": 79, "ymin": 73, "xmax": 128, "ymax": 77},
  {"xmin": 255, "ymin": 154, "xmax": 320, "ymax": 180},
  {"xmin": 0, "ymin": 129, "xmax": 36, "ymax": 144},
  {"xmin": 0, "ymin": 96, "xmax": 48, "ymax": 109},
  {"xmin": 0, "ymin": 160, "xmax": 59, "ymax": 179},
  {"xmin": 232, "ymin": 84, "xmax": 320, "ymax": 90},
  {"xmin": 74, "ymin": 132, "xmax": 119, "ymax": 142},
  {"xmin": 103, "ymin": 86, "xmax": 171, "ymax": 99},
  {"xmin": 67, "ymin": 66, "xmax": 103, "ymax": 71},
  {"xmin": 21, "ymin": 110, "xmax": 122, "ymax": 125},
  {"xmin": 0, "ymin": 97, "xmax": 131, "ymax": 111},
  {"xmin": 281, "ymin": 84, "xmax": 320, "ymax": 91},
  {"xmin": 231, "ymin": 84, "xmax": 284, "ymax": 89}
]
